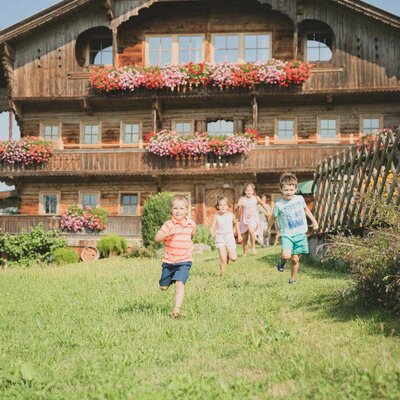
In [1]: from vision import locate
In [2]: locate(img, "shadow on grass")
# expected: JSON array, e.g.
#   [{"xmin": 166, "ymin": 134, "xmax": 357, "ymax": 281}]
[
  {"xmin": 305, "ymin": 291, "xmax": 400, "ymax": 337},
  {"xmin": 117, "ymin": 301, "xmax": 170, "ymax": 316}
]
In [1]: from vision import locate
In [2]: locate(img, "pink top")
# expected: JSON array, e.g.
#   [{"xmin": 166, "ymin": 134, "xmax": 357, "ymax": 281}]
[
  {"xmin": 239, "ymin": 196, "xmax": 259, "ymax": 233},
  {"xmin": 158, "ymin": 217, "xmax": 196, "ymax": 263}
]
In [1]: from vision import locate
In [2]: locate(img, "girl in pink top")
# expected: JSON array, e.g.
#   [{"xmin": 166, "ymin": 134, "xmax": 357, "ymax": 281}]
[
  {"xmin": 210, "ymin": 196, "xmax": 242, "ymax": 276},
  {"xmin": 237, "ymin": 183, "xmax": 271, "ymax": 256}
]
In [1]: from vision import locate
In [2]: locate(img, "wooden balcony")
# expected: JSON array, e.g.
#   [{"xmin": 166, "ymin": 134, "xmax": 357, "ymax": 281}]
[
  {"xmin": 0, "ymin": 143, "xmax": 351, "ymax": 179},
  {"xmin": 0, "ymin": 215, "xmax": 142, "ymax": 237}
]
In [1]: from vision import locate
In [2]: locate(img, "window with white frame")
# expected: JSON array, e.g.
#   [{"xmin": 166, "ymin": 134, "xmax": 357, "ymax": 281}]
[
  {"xmin": 306, "ymin": 33, "xmax": 333, "ymax": 62},
  {"xmin": 121, "ymin": 193, "xmax": 138, "ymax": 215},
  {"xmin": 173, "ymin": 121, "xmax": 192, "ymax": 135},
  {"xmin": 213, "ymin": 33, "xmax": 271, "ymax": 63},
  {"xmin": 147, "ymin": 35, "xmax": 204, "ymax": 66},
  {"xmin": 319, "ymin": 119, "xmax": 337, "ymax": 139},
  {"xmin": 82, "ymin": 194, "xmax": 98, "ymax": 209},
  {"xmin": 89, "ymin": 37, "xmax": 113, "ymax": 66},
  {"xmin": 42, "ymin": 194, "xmax": 58, "ymax": 214},
  {"xmin": 122, "ymin": 123, "xmax": 140, "ymax": 144},
  {"xmin": 43, "ymin": 125, "xmax": 60, "ymax": 142},
  {"xmin": 244, "ymin": 34, "xmax": 270, "ymax": 62},
  {"xmin": 277, "ymin": 120, "xmax": 295, "ymax": 141},
  {"xmin": 179, "ymin": 36, "xmax": 203, "ymax": 64},
  {"xmin": 362, "ymin": 118, "xmax": 381, "ymax": 134},
  {"xmin": 83, "ymin": 124, "xmax": 99, "ymax": 144},
  {"xmin": 207, "ymin": 120, "xmax": 234, "ymax": 136}
]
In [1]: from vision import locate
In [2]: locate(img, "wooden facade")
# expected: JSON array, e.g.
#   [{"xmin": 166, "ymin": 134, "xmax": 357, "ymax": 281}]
[{"xmin": 0, "ymin": 0, "xmax": 400, "ymax": 235}]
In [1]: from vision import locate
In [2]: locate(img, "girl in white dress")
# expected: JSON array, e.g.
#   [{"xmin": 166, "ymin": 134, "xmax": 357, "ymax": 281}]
[{"xmin": 210, "ymin": 196, "xmax": 242, "ymax": 276}]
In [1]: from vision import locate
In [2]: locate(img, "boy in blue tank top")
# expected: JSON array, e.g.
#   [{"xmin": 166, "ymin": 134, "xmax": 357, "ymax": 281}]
[{"xmin": 267, "ymin": 172, "xmax": 319, "ymax": 284}]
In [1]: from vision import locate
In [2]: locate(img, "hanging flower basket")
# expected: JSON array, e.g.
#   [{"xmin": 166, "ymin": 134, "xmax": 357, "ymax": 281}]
[
  {"xmin": 146, "ymin": 129, "xmax": 259, "ymax": 160},
  {"xmin": 89, "ymin": 60, "xmax": 312, "ymax": 94},
  {"xmin": 60, "ymin": 206, "xmax": 108, "ymax": 233}
]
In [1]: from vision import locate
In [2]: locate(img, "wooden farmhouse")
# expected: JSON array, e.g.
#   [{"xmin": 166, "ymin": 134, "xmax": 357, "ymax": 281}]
[{"xmin": 0, "ymin": 0, "xmax": 400, "ymax": 237}]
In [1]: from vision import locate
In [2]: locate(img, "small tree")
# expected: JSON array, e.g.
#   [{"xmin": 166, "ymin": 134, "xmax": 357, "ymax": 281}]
[{"xmin": 141, "ymin": 192, "xmax": 173, "ymax": 248}]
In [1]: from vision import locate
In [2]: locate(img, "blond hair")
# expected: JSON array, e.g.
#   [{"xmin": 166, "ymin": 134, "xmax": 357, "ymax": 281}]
[
  {"xmin": 171, "ymin": 194, "xmax": 189, "ymax": 208},
  {"xmin": 242, "ymin": 182, "xmax": 256, "ymax": 196}
]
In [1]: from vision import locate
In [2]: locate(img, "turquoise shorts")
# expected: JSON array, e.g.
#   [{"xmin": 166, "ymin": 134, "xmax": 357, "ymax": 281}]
[{"xmin": 281, "ymin": 233, "xmax": 309, "ymax": 255}]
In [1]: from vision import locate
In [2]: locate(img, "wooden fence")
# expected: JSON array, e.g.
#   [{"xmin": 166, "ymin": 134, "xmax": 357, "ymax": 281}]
[{"xmin": 313, "ymin": 128, "xmax": 400, "ymax": 233}]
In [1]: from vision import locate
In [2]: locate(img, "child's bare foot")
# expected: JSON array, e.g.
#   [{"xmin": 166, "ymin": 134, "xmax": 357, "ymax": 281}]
[
  {"xmin": 251, "ymin": 247, "xmax": 257, "ymax": 255},
  {"xmin": 242, "ymin": 252, "xmax": 248, "ymax": 257},
  {"xmin": 171, "ymin": 307, "xmax": 181, "ymax": 318}
]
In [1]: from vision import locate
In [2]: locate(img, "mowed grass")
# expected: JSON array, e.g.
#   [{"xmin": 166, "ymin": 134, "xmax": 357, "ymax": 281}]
[{"xmin": 0, "ymin": 246, "xmax": 399, "ymax": 400}]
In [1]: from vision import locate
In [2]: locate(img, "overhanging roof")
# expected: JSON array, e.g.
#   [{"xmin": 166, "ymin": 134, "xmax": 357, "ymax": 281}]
[{"xmin": 0, "ymin": 0, "xmax": 399, "ymax": 44}]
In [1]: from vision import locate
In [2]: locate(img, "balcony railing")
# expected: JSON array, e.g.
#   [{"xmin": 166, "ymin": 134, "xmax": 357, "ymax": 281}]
[
  {"xmin": 0, "ymin": 215, "xmax": 142, "ymax": 237},
  {"xmin": 0, "ymin": 143, "xmax": 352, "ymax": 177}
]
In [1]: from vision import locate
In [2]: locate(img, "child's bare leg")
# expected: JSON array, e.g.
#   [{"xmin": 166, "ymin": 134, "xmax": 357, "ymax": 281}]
[
  {"xmin": 218, "ymin": 247, "xmax": 228, "ymax": 275},
  {"xmin": 248, "ymin": 227, "xmax": 257, "ymax": 254},
  {"xmin": 227, "ymin": 248, "xmax": 237, "ymax": 262},
  {"xmin": 173, "ymin": 281, "xmax": 185, "ymax": 316},
  {"xmin": 291, "ymin": 254, "xmax": 300, "ymax": 280},
  {"xmin": 242, "ymin": 231, "xmax": 249, "ymax": 255}
]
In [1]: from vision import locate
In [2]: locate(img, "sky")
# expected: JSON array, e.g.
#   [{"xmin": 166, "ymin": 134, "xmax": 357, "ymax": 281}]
[{"xmin": 0, "ymin": 0, "xmax": 399, "ymax": 189}]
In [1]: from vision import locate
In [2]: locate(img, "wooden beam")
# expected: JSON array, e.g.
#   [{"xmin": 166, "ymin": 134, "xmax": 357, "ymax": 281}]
[
  {"xmin": 152, "ymin": 97, "xmax": 162, "ymax": 131},
  {"xmin": 103, "ymin": 0, "xmax": 114, "ymax": 20},
  {"xmin": 81, "ymin": 98, "xmax": 93, "ymax": 115},
  {"xmin": 252, "ymin": 94, "xmax": 258, "ymax": 129}
]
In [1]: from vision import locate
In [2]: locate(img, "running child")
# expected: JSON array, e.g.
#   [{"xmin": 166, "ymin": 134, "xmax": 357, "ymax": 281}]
[
  {"xmin": 237, "ymin": 183, "xmax": 271, "ymax": 256},
  {"xmin": 210, "ymin": 196, "xmax": 242, "ymax": 276},
  {"xmin": 155, "ymin": 195, "xmax": 195, "ymax": 317},
  {"xmin": 267, "ymin": 172, "xmax": 319, "ymax": 284}
]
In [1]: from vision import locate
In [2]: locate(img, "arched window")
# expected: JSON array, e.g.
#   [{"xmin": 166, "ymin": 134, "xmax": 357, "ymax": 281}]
[
  {"xmin": 76, "ymin": 27, "xmax": 113, "ymax": 67},
  {"xmin": 207, "ymin": 120, "xmax": 234, "ymax": 136},
  {"xmin": 306, "ymin": 33, "xmax": 333, "ymax": 62}
]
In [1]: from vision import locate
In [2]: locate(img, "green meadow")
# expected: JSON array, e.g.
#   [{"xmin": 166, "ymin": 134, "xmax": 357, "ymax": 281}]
[{"xmin": 0, "ymin": 247, "xmax": 399, "ymax": 399}]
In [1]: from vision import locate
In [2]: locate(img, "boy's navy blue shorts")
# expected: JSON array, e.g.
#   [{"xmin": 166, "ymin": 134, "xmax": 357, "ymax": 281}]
[{"xmin": 159, "ymin": 261, "xmax": 192, "ymax": 287}]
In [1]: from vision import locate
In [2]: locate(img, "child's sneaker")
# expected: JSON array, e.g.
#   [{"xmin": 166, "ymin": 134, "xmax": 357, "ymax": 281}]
[
  {"xmin": 276, "ymin": 260, "xmax": 286, "ymax": 272},
  {"xmin": 288, "ymin": 278, "xmax": 297, "ymax": 285}
]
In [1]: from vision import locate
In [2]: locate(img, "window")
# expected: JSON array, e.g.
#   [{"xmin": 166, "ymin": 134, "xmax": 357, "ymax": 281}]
[
  {"xmin": 89, "ymin": 37, "xmax": 113, "ymax": 66},
  {"xmin": 82, "ymin": 194, "xmax": 98, "ymax": 209},
  {"xmin": 179, "ymin": 36, "xmax": 203, "ymax": 64},
  {"xmin": 121, "ymin": 194, "xmax": 138, "ymax": 215},
  {"xmin": 173, "ymin": 121, "xmax": 193, "ymax": 135},
  {"xmin": 122, "ymin": 123, "xmax": 140, "ymax": 144},
  {"xmin": 207, "ymin": 120, "xmax": 234, "ymax": 136},
  {"xmin": 319, "ymin": 119, "xmax": 337, "ymax": 139},
  {"xmin": 82, "ymin": 124, "xmax": 100, "ymax": 144},
  {"xmin": 42, "ymin": 194, "xmax": 58, "ymax": 214},
  {"xmin": 213, "ymin": 33, "xmax": 271, "ymax": 63},
  {"xmin": 244, "ymin": 34, "xmax": 270, "ymax": 62},
  {"xmin": 277, "ymin": 120, "xmax": 295, "ymax": 141},
  {"xmin": 214, "ymin": 35, "xmax": 239, "ymax": 63},
  {"xmin": 147, "ymin": 35, "xmax": 204, "ymax": 66},
  {"xmin": 42, "ymin": 124, "xmax": 60, "ymax": 142},
  {"xmin": 306, "ymin": 33, "xmax": 333, "ymax": 62},
  {"xmin": 362, "ymin": 117, "xmax": 381, "ymax": 134}
]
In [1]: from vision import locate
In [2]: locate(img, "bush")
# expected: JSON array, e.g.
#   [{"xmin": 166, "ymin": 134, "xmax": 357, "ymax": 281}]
[
  {"xmin": 97, "ymin": 235, "xmax": 128, "ymax": 258},
  {"xmin": 193, "ymin": 224, "xmax": 215, "ymax": 250},
  {"xmin": 0, "ymin": 224, "xmax": 66, "ymax": 267},
  {"xmin": 141, "ymin": 192, "xmax": 173, "ymax": 248},
  {"xmin": 326, "ymin": 197, "xmax": 400, "ymax": 314},
  {"xmin": 125, "ymin": 246, "xmax": 158, "ymax": 259},
  {"xmin": 52, "ymin": 248, "xmax": 79, "ymax": 265}
]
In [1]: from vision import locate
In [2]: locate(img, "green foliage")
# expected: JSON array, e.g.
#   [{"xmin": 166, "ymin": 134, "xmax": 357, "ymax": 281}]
[
  {"xmin": 51, "ymin": 248, "xmax": 79, "ymax": 265},
  {"xmin": 326, "ymin": 197, "xmax": 400, "ymax": 314},
  {"xmin": 193, "ymin": 224, "xmax": 215, "ymax": 249},
  {"xmin": 0, "ymin": 224, "xmax": 66, "ymax": 267},
  {"xmin": 97, "ymin": 235, "xmax": 128, "ymax": 258},
  {"xmin": 125, "ymin": 246, "xmax": 157, "ymax": 259},
  {"xmin": 141, "ymin": 192, "xmax": 173, "ymax": 248}
]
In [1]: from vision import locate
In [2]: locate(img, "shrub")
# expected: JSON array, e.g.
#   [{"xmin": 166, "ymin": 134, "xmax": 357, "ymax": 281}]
[
  {"xmin": 326, "ymin": 197, "xmax": 400, "ymax": 314},
  {"xmin": 141, "ymin": 192, "xmax": 173, "ymax": 248},
  {"xmin": 0, "ymin": 224, "xmax": 66, "ymax": 267},
  {"xmin": 97, "ymin": 234, "xmax": 127, "ymax": 258},
  {"xmin": 52, "ymin": 248, "xmax": 79, "ymax": 265},
  {"xmin": 125, "ymin": 246, "xmax": 158, "ymax": 259},
  {"xmin": 60, "ymin": 206, "xmax": 108, "ymax": 233},
  {"xmin": 193, "ymin": 224, "xmax": 215, "ymax": 250}
]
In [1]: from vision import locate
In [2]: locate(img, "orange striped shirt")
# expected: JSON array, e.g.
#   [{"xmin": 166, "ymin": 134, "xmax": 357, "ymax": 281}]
[{"xmin": 158, "ymin": 218, "xmax": 196, "ymax": 263}]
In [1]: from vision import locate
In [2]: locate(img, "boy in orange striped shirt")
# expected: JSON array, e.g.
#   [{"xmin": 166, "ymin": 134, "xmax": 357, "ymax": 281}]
[{"xmin": 155, "ymin": 195, "xmax": 196, "ymax": 318}]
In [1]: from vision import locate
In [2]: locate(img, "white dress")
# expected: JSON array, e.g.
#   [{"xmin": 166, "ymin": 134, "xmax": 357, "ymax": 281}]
[{"xmin": 215, "ymin": 212, "xmax": 236, "ymax": 250}]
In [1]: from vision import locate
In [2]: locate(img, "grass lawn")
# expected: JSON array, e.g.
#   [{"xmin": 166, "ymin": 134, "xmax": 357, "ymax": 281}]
[{"xmin": 0, "ymin": 246, "xmax": 399, "ymax": 399}]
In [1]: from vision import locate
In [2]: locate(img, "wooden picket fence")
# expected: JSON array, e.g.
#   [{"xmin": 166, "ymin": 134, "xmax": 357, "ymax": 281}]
[{"xmin": 313, "ymin": 128, "xmax": 400, "ymax": 233}]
